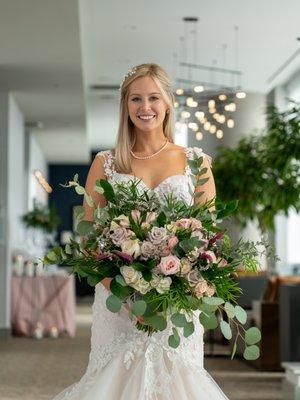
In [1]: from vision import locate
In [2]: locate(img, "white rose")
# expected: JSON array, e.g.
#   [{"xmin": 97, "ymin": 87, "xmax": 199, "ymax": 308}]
[
  {"xmin": 120, "ymin": 266, "xmax": 142, "ymax": 285},
  {"xmin": 156, "ymin": 277, "xmax": 172, "ymax": 294},
  {"xmin": 180, "ymin": 258, "xmax": 192, "ymax": 275},
  {"xmin": 150, "ymin": 274, "xmax": 161, "ymax": 288},
  {"xmin": 121, "ymin": 239, "xmax": 141, "ymax": 258},
  {"xmin": 132, "ymin": 277, "xmax": 151, "ymax": 294}
]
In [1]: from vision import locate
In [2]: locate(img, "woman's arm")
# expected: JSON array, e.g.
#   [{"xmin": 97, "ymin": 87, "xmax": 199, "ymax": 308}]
[
  {"xmin": 194, "ymin": 155, "xmax": 216, "ymax": 212},
  {"xmin": 83, "ymin": 154, "xmax": 111, "ymax": 291}
]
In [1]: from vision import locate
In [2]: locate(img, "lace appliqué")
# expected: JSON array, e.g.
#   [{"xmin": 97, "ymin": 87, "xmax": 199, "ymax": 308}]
[{"xmin": 96, "ymin": 150, "xmax": 115, "ymax": 179}]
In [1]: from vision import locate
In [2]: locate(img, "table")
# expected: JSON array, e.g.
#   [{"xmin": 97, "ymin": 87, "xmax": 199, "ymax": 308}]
[{"xmin": 11, "ymin": 275, "xmax": 76, "ymax": 338}]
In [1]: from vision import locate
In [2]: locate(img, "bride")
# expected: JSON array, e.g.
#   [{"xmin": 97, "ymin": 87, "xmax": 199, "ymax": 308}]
[{"xmin": 52, "ymin": 63, "xmax": 228, "ymax": 399}]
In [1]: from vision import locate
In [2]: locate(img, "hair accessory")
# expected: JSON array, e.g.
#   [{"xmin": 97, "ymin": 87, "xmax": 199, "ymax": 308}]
[{"xmin": 119, "ymin": 66, "xmax": 138, "ymax": 91}]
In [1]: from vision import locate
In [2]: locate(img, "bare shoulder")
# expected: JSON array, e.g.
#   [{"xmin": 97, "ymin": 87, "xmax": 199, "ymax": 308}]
[{"xmin": 166, "ymin": 143, "xmax": 187, "ymax": 155}]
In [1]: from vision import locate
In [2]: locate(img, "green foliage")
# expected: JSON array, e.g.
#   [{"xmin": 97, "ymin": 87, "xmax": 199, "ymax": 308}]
[
  {"xmin": 213, "ymin": 103, "xmax": 300, "ymax": 232},
  {"xmin": 22, "ymin": 202, "xmax": 61, "ymax": 233}
]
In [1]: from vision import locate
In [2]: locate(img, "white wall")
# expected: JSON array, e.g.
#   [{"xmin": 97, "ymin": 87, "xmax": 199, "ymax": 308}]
[
  {"xmin": 0, "ymin": 92, "xmax": 25, "ymax": 333},
  {"xmin": 28, "ymin": 133, "xmax": 48, "ymax": 209}
]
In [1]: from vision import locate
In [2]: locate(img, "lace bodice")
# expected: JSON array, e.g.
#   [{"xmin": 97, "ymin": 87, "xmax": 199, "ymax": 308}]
[{"xmin": 96, "ymin": 147, "xmax": 212, "ymax": 207}]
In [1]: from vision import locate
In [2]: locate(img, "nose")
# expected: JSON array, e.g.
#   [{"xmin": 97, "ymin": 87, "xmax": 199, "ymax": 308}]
[{"xmin": 139, "ymin": 98, "xmax": 152, "ymax": 110}]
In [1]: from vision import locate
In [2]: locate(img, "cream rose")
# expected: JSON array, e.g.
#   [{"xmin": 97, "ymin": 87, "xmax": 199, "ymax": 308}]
[
  {"xmin": 156, "ymin": 277, "xmax": 172, "ymax": 294},
  {"xmin": 158, "ymin": 255, "xmax": 180, "ymax": 275},
  {"xmin": 180, "ymin": 257, "xmax": 192, "ymax": 275},
  {"xmin": 132, "ymin": 277, "xmax": 151, "ymax": 294},
  {"xmin": 120, "ymin": 266, "xmax": 142, "ymax": 285},
  {"xmin": 121, "ymin": 239, "xmax": 141, "ymax": 258},
  {"xmin": 187, "ymin": 269, "xmax": 200, "ymax": 286}
]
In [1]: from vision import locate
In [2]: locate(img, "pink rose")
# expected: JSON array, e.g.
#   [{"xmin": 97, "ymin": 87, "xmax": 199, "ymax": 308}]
[
  {"xmin": 206, "ymin": 285, "xmax": 215, "ymax": 297},
  {"xmin": 194, "ymin": 279, "xmax": 215, "ymax": 298},
  {"xmin": 174, "ymin": 218, "xmax": 191, "ymax": 230},
  {"xmin": 168, "ymin": 236, "xmax": 179, "ymax": 251},
  {"xmin": 131, "ymin": 209, "xmax": 141, "ymax": 223},
  {"xmin": 158, "ymin": 255, "xmax": 181, "ymax": 275}
]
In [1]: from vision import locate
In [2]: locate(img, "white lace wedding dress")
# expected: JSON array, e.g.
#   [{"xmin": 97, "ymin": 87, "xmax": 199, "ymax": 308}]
[{"xmin": 52, "ymin": 147, "xmax": 229, "ymax": 400}]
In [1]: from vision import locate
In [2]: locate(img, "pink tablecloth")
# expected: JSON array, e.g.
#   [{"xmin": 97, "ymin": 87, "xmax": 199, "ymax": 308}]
[{"xmin": 11, "ymin": 275, "xmax": 76, "ymax": 337}]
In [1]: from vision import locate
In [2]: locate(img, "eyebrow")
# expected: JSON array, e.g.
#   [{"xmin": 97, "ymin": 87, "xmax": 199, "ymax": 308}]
[{"xmin": 129, "ymin": 92, "xmax": 161, "ymax": 96}]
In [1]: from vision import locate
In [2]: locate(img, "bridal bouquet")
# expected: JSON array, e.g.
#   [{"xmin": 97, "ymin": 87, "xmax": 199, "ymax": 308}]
[{"xmin": 43, "ymin": 153, "xmax": 274, "ymax": 360}]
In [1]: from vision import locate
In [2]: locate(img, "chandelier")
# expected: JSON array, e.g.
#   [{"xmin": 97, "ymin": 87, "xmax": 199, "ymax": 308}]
[{"xmin": 173, "ymin": 18, "xmax": 246, "ymax": 141}]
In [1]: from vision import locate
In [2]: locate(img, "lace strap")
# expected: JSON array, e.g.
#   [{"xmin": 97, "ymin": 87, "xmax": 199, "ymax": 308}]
[{"xmin": 96, "ymin": 150, "xmax": 115, "ymax": 179}]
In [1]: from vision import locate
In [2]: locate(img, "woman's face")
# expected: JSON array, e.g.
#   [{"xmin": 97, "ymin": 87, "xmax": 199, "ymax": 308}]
[{"xmin": 127, "ymin": 76, "xmax": 169, "ymax": 133}]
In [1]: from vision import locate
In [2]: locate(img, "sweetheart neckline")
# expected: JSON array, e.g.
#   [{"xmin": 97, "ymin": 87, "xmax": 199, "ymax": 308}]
[{"xmin": 112, "ymin": 172, "xmax": 190, "ymax": 191}]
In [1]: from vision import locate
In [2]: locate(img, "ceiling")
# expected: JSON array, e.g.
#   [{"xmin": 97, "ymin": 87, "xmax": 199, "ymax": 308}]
[
  {"xmin": 79, "ymin": 0, "xmax": 300, "ymax": 150},
  {"xmin": 0, "ymin": 0, "xmax": 88, "ymax": 163},
  {"xmin": 1, "ymin": 1, "xmax": 300, "ymax": 161}
]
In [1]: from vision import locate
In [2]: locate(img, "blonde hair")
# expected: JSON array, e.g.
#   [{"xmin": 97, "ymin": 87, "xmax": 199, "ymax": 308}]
[{"xmin": 115, "ymin": 63, "xmax": 175, "ymax": 173}]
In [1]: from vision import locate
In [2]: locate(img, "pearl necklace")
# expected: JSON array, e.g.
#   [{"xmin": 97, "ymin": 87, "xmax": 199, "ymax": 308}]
[{"xmin": 130, "ymin": 139, "xmax": 169, "ymax": 160}]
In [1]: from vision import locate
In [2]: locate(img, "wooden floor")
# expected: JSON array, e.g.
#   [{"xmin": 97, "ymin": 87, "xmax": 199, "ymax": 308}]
[{"xmin": 0, "ymin": 300, "xmax": 284, "ymax": 400}]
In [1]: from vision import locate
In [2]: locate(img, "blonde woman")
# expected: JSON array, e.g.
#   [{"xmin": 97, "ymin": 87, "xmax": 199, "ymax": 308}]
[{"xmin": 53, "ymin": 63, "xmax": 228, "ymax": 399}]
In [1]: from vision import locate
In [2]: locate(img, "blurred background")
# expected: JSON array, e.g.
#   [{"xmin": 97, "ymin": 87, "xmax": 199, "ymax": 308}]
[{"xmin": 0, "ymin": 1, "xmax": 300, "ymax": 399}]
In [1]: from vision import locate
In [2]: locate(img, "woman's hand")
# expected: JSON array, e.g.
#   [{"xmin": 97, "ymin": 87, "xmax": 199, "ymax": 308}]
[{"xmin": 123, "ymin": 303, "xmax": 145, "ymax": 324}]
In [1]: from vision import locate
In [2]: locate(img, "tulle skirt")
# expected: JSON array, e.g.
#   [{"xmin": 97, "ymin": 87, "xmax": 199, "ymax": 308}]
[{"xmin": 52, "ymin": 343, "xmax": 228, "ymax": 400}]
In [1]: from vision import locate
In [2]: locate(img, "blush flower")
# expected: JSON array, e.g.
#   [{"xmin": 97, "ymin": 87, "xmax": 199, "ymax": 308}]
[
  {"xmin": 194, "ymin": 279, "xmax": 215, "ymax": 298},
  {"xmin": 158, "ymin": 255, "xmax": 181, "ymax": 275}
]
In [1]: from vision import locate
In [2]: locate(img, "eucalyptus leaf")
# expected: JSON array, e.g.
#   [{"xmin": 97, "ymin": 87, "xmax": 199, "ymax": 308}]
[
  {"xmin": 144, "ymin": 315, "xmax": 167, "ymax": 331},
  {"xmin": 245, "ymin": 327, "xmax": 261, "ymax": 345},
  {"xmin": 202, "ymin": 297, "xmax": 224, "ymax": 306},
  {"xmin": 73, "ymin": 205, "xmax": 85, "ymax": 221},
  {"xmin": 106, "ymin": 294, "xmax": 122, "ymax": 313},
  {"xmin": 76, "ymin": 220, "xmax": 94, "ymax": 236},
  {"xmin": 87, "ymin": 275, "xmax": 102, "ymax": 286},
  {"xmin": 220, "ymin": 320, "xmax": 232, "ymax": 340},
  {"xmin": 243, "ymin": 345, "xmax": 260, "ymax": 360},
  {"xmin": 183, "ymin": 321, "xmax": 195, "ymax": 337},
  {"xmin": 115, "ymin": 274, "xmax": 127, "ymax": 287},
  {"xmin": 224, "ymin": 302, "xmax": 235, "ymax": 319},
  {"xmin": 110, "ymin": 279, "xmax": 132, "ymax": 300},
  {"xmin": 235, "ymin": 306, "xmax": 247, "ymax": 325},
  {"xmin": 171, "ymin": 312, "xmax": 187, "ymax": 327},
  {"xmin": 131, "ymin": 300, "xmax": 147, "ymax": 316},
  {"xmin": 199, "ymin": 312, "xmax": 218, "ymax": 330},
  {"xmin": 75, "ymin": 185, "xmax": 85, "ymax": 195},
  {"xmin": 168, "ymin": 333, "xmax": 180, "ymax": 348}
]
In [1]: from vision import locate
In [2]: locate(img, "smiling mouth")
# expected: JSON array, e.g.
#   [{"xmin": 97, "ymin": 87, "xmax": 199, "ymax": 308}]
[{"xmin": 137, "ymin": 115, "xmax": 156, "ymax": 121}]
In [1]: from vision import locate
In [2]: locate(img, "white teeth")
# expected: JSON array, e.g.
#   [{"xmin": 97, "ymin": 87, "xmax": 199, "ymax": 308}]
[{"xmin": 138, "ymin": 115, "xmax": 155, "ymax": 120}]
